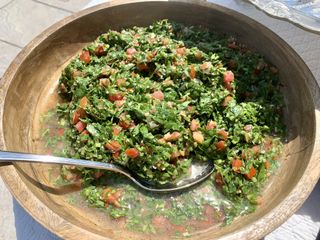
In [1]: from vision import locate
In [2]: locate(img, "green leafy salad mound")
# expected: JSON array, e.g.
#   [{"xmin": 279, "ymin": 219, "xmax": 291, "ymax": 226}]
[{"xmin": 56, "ymin": 20, "xmax": 285, "ymax": 210}]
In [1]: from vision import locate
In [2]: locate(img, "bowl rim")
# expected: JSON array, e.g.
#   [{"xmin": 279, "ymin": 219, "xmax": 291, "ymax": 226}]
[{"xmin": 1, "ymin": 0, "xmax": 320, "ymax": 239}]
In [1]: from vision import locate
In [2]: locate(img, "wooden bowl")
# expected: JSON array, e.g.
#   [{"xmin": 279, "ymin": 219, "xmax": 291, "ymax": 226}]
[{"xmin": 1, "ymin": 1, "xmax": 320, "ymax": 239}]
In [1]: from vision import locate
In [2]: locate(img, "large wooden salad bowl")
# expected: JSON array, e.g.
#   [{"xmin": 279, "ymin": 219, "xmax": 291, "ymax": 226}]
[{"xmin": 0, "ymin": 1, "xmax": 320, "ymax": 239}]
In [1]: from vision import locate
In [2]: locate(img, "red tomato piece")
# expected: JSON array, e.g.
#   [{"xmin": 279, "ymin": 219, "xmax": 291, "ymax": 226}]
[
  {"xmin": 222, "ymin": 95, "xmax": 233, "ymax": 107},
  {"xmin": 264, "ymin": 161, "xmax": 270, "ymax": 169},
  {"xmin": 75, "ymin": 121, "xmax": 87, "ymax": 133},
  {"xmin": 125, "ymin": 148, "xmax": 140, "ymax": 158},
  {"xmin": 116, "ymin": 78, "xmax": 126, "ymax": 87},
  {"xmin": 189, "ymin": 65, "xmax": 196, "ymax": 79},
  {"xmin": 112, "ymin": 126, "xmax": 122, "ymax": 136},
  {"xmin": 104, "ymin": 140, "xmax": 122, "ymax": 153},
  {"xmin": 152, "ymin": 90, "xmax": 164, "ymax": 101},
  {"xmin": 108, "ymin": 93, "xmax": 124, "ymax": 102},
  {"xmin": 81, "ymin": 130, "xmax": 90, "ymax": 135},
  {"xmin": 137, "ymin": 63, "xmax": 149, "ymax": 71},
  {"xmin": 217, "ymin": 129, "xmax": 229, "ymax": 140},
  {"xmin": 57, "ymin": 128, "xmax": 64, "ymax": 136},
  {"xmin": 215, "ymin": 140, "xmax": 226, "ymax": 151},
  {"xmin": 176, "ymin": 47, "xmax": 186, "ymax": 55},
  {"xmin": 95, "ymin": 45, "xmax": 105, "ymax": 56},
  {"xmin": 223, "ymin": 71, "xmax": 234, "ymax": 83},
  {"xmin": 245, "ymin": 167, "xmax": 256, "ymax": 180},
  {"xmin": 206, "ymin": 120, "xmax": 216, "ymax": 130},
  {"xmin": 232, "ymin": 159, "xmax": 242, "ymax": 172},
  {"xmin": 72, "ymin": 108, "xmax": 86, "ymax": 125},
  {"xmin": 112, "ymin": 151, "xmax": 120, "ymax": 160},
  {"xmin": 80, "ymin": 50, "xmax": 91, "ymax": 64},
  {"xmin": 190, "ymin": 119, "xmax": 200, "ymax": 131},
  {"xmin": 126, "ymin": 48, "xmax": 137, "ymax": 55},
  {"xmin": 79, "ymin": 96, "xmax": 88, "ymax": 109},
  {"xmin": 251, "ymin": 145, "xmax": 260, "ymax": 155},
  {"xmin": 192, "ymin": 131, "xmax": 204, "ymax": 144}
]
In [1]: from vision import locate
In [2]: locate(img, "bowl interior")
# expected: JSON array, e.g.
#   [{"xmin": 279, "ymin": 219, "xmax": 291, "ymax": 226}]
[{"xmin": 1, "ymin": 1, "xmax": 319, "ymax": 240}]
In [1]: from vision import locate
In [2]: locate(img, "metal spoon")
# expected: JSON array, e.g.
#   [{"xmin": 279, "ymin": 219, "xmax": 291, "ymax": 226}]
[{"xmin": 0, "ymin": 150, "xmax": 214, "ymax": 192}]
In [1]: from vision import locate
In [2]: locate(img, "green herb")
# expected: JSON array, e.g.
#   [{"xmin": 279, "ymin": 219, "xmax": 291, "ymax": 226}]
[{"xmin": 42, "ymin": 20, "xmax": 285, "ymax": 235}]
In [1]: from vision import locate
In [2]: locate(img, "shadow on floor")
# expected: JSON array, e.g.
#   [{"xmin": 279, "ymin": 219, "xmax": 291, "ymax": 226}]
[
  {"xmin": 13, "ymin": 199, "xmax": 61, "ymax": 240},
  {"xmin": 295, "ymin": 181, "xmax": 320, "ymax": 223}
]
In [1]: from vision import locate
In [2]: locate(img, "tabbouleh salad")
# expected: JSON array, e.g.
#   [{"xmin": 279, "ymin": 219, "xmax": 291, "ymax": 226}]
[{"xmin": 42, "ymin": 20, "xmax": 285, "ymax": 235}]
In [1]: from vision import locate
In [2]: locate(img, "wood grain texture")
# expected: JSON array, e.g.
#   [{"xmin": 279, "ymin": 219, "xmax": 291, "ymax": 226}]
[{"xmin": 0, "ymin": 1, "xmax": 320, "ymax": 239}]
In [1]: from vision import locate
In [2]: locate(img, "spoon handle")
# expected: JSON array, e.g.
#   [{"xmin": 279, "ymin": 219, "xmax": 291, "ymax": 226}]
[{"xmin": 0, "ymin": 150, "xmax": 127, "ymax": 174}]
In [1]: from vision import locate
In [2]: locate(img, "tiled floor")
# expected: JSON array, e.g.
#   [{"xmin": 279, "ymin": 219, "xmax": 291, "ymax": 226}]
[
  {"xmin": 0, "ymin": 0, "xmax": 319, "ymax": 239},
  {"xmin": 0, "ymin": 0, "xmax": 93, "ymax": 77}
]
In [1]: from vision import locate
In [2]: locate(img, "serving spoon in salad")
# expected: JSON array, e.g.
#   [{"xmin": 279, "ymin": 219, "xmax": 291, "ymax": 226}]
[{"xmin": 0, "ymin": 150, "xmax": 214, "ymax": 192}]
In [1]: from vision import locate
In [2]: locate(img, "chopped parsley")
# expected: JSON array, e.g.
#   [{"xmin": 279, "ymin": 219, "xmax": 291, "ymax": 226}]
[{"xmin": 43, "ymin": 20, "xmax": 285, "ymax": 235}]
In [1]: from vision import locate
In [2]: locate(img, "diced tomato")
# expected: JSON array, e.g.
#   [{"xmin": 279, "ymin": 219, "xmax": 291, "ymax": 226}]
[
  {"xmin": 224, "ymin": 81, "xmax": 233, "ymax": 91},
  {"xmin": 81, "ymin": 130, "xmax": 90, "ymax": 135},
  {"xmin": 152, "ymin": 216, "xmax": 171, "ymax": 230},
  {"xmin": 214, "ymin": 172, "xmax": 224, "ymax": 187},
  {"xmin": 99, "ymin": 78, "xmax": 110, "ymax": 87},
  {"xmin": 72, "ymin": 108, "xmax": 86, "ymax": 125},
  {"xmin": 170, "ymin": 151, "xmax": 181, "ymax": 160},
  {"xmin": 161, "ymin": 38, "xmax": 170, "ymax": 46},
  {"xmin": 104, "ymin": 140, "xmax": 122, "ymax": 153},
  {"xmin": 112, "ymin": 125, "xmax": 122, "ymax": 136},
  {"xmin": 215, "ymin": 140, "xmax": 226, "ymax": 151},
  {"xmin": 192, "ymin": 131, "xmax": 204, "ymax": 144},
  {"xmin": 263, "ymin": 138, "xmax": 272, "ymax": 151},
  {"xmin": 118, "ymin": 120, "xmax": 132, "ymax": 130},
  {"xmin": 264, "ymin": 161, "xmax": 270, "ymax": 169},
  {"xmin": 206, "ymin": 120, "xmax": 216, "ymax": 130},
  {"xmin": 217, "ymin": 129, "xmax": 229, "ymax": 140},
  {"xmin": 152, "ymin": 90, "xmax": 164, "ymax": 101},
  {"xmin": 95, "ymin": 45, "xmax": 106, "ymax": 57},
  {"xmin": 189, "ymin": 65, "xmax": 196, "ymax": 79},
  {"xmin": 163, "ymin": 132, "xmax": 181, "ymax": 142},
  {"xmin": 176, "ymin": 47, "xmax": 186, "ymax": 55},
  {"xmin": 200, "ymin": 62, "xmax": 212, "ymax": 71},
  {"xmin": 146, "ymin": 51, "xmax": 155, "ymax": 62},
  {"xmin": 232, "ymin": 159, "xmax": 242, "ymax": 172},
  {"xmin": 171, "ymin": 224, "xmax": 186, "ymax": 233},
  {"xmin": 104, "ymin": 193, "xmax": 121, "ymax": 208},
  {"xmin": 245, "ymin": 166, "xmax": 256, "ymax": 180},
  {"xmin": 79, "ymin": 96, "xmax": 88, "ymax": 109},
  {"xmin": 72, "ymin": 111, "xmax": 80, "ymax": 125},
  {"xmin": 80, "ymin": 50, "xmax": 91, "ymax": 63},
  {"xmin": 112, "ymin": 151, "xmax": 120, "ymax": 159},
  {"xmin": 126, "ymin": 48, "xmax": 136, "ymax": 55},
  {"xmin": 137, "ymin": 63, "xmax": 149, "ymax": 71},
  {"xmin": 116, "ymin": 78, "xmax": 126, "ymax": 87},
  {"xmin": 75, "ymin": 121, "xmax": 87, "ymax": 133},
  {"xmin": 251, "ymin": 145, "xmax": 260, "ymax": 155},
  {"xmin": 223, "ymin": 71, "xmax": 234, "ymax": 83},
  {"xmin": 57, "ymin": 128, "xmax": 64, "ymax": 136},
  {"xmin": 114, "ymin": 100, "xmax": 125, "ymax": 108},
  {"xmin": 125, "ymin": 148, "xmax": 140, "ymax": 158},
  {"xmin": 108, "ymin": 93, "xmax": 124, "ymax": 102},
  {"xmin": 190, "ymin": 119, "xmax": 200, "ymax": 131},
  {"xmin": 222, "ymin": 95, "xmax": 233, "ymax": 107}
]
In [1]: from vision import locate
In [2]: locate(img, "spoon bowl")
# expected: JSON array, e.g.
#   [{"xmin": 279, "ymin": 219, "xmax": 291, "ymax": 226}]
[{"xmin": 0, "ymin": 151, "xmax": 214, "ymax": 192}]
